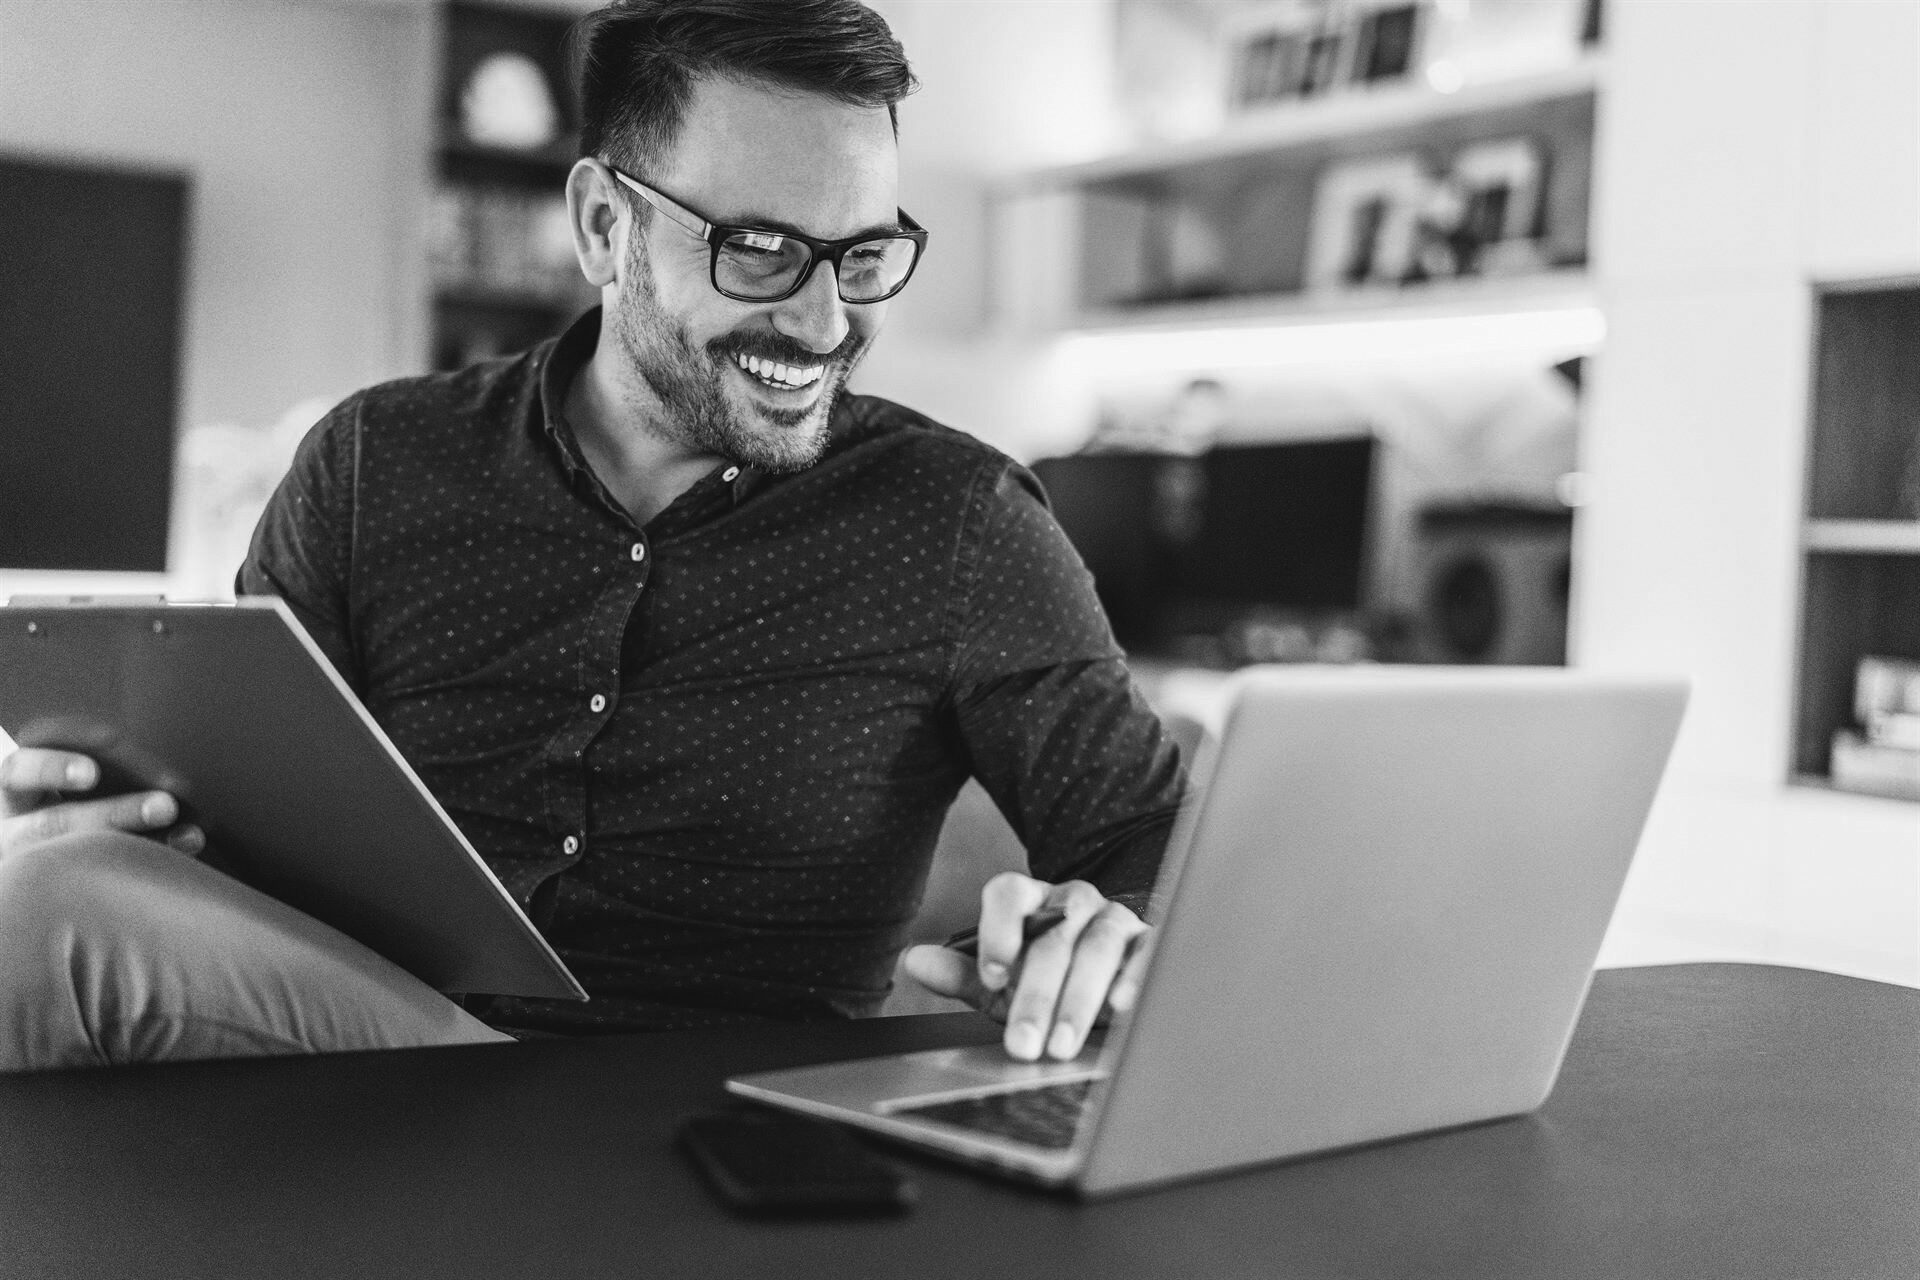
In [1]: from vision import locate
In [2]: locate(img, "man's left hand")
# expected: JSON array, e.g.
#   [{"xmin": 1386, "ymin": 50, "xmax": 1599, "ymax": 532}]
[{"xmin": 901, "ymin": 872, "xmax": 1152, "ymax": 1062}]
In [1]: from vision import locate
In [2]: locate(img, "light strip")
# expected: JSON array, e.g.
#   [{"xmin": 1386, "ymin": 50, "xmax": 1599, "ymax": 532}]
[{"xmin": 1056, "ymin": 305, "xmax": 1606, "ymax": 378}]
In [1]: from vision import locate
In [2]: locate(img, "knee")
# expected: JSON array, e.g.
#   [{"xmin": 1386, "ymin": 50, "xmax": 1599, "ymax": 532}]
[{"xmin": 0, "ymin": 831, "xmax": 172, "ymax": 934}]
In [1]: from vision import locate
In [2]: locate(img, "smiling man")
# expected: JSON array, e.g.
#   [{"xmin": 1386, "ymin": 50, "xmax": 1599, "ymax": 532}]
[{"xmin": 0, "ymin": 0, "xmax": 1185, "ymax": 1072}]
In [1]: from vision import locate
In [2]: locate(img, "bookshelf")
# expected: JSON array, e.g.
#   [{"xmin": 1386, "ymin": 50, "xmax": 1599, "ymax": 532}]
[
  {"xmin": 1790, "ymin": 279, "xmax": 1920, "ymax": 800},
  {"xmin": 994, "ymin": 58, "xmax": 1600, "ymax": 334},
  {"xmin": 429, "ymin": 1, "xmax": 595, "ymax": 372}
]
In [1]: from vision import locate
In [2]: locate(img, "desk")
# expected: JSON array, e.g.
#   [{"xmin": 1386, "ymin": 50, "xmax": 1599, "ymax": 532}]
[{"xmin": 1, "ymin": 963, "xmax": 1914, "ymax": 1279}]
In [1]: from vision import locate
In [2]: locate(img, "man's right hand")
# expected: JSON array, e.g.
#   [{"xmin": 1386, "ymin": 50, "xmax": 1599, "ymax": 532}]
[{"xmin": 0, "ymin": 746, "xmax": 205, "ymax": 861}]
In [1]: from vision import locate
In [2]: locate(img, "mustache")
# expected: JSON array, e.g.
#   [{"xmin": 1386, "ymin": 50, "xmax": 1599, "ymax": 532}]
[{"xmin": 708, "ymin": 330, "xmax": 867, "ymax": 370}]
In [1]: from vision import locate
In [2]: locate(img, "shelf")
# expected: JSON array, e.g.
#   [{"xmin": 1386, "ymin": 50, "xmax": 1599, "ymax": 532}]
[
  {"xmin": 1052, "ymin": 271, "xmax": 1601, "ymax": 374},
  {"xmin": 1014, "ymin": 57, "xmax": 1605, "ymax": 190},
  {"xmin": 1789, "ymin": 773, "xmax": 1920, "ymax": 805},
  {"xmin": 438, "ymin": 136, "xmax": 578, "ymax": 187},
  {"xmin": 1067, "ymin": 268, "xmax": 1596, "ymax": 334},
  {"xmin": 1804, "ymin": 520, "xmax": 1920, "ymax": 554}
]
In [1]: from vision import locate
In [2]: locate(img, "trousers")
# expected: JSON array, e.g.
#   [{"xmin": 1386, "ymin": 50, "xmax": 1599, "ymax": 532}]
[{"xmin": 0, "ymin": 831, "xmax": 512, "ymax": 1073}]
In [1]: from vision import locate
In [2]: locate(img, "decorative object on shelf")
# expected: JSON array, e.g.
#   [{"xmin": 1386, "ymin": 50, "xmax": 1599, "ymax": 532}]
[
  {"xmin": 430, "ymin": 185, "xmax": 584, "ymax": 303},
  {"xmin": 1230, "ymin": 1, "xmax": 1423, "ymax": 112},
  {"xmin": 1446, "ymin": 136, "xmax": 1546, "ymax": 275},
  {"xmin": 1304, "ymin": 153, "xmax": 1428, "ymax": 289},
  {"xmin": 1351, "ymin": 3, "xmax": 1423, "ymax": 84},
  {"xmin": 459, "ymin": 50, "xmax": 561, "ymax": 151},
  {"xmin": 1830, "ymin": 655, "xmax": 1920, "ymax": 800},
  {"xmin": 1231, "ymin": 17, "xmax": 1316, "ymax": 108},
  {"xmin": 1306, "ymin": 135, "xmax": 1549, "ymax": 293}
]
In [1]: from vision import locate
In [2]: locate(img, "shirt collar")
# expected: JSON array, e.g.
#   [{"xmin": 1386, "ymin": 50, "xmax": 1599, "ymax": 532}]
[{"xmin": 536, "ymin": 307, "xmax": 766, "ymax": 510}]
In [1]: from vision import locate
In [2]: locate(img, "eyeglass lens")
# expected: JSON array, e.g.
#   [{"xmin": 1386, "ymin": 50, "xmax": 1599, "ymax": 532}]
[{"xmin": 716, "ymin": 231, "xmax": 917, "ymax": 302}]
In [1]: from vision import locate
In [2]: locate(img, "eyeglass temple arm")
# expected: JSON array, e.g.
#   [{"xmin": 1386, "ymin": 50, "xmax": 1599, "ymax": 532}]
[{"xmin": 606, "ymin": 165, "xmax": 712, "ymax": 240}]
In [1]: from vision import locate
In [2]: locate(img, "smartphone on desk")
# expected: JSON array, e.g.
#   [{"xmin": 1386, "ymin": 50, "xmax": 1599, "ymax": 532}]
[{"xmin": 679, "ymin": 1108, "xmax": 916, "ymax": 1217}]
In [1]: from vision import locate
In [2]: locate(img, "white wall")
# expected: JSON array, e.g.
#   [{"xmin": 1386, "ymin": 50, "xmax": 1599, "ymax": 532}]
[
  {"xmin": 854, "ymin": 0, "xmax": 1124, "ymax": 455},
  {"xmin": 0, "ymin": 0, "xmax": 437, "ymax": 598},
  {"xmin": 1581, "ymin": 0, "xmax": 1920, "ymax": 985}
]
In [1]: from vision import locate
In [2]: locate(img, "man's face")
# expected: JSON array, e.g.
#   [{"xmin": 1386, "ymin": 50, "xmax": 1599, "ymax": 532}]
[{"xmin": 607, "ymin": 77, "xmax": 901, "ymax": 473}]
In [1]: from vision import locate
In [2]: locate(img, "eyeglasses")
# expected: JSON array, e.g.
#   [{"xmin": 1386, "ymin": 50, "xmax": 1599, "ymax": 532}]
[{"xmin": 604, "ymin": 162, "xmax": 928, "ymax": 305}]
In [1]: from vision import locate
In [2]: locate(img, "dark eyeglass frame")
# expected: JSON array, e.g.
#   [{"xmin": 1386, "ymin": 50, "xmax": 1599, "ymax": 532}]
[{"xmin": 603, "ymin": 161, "xmax": 928, "ymax": 305}]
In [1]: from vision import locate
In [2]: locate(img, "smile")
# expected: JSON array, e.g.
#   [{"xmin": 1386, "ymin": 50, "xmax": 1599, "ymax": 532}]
[{"xmin": 733, "ymin": 353, "xmax": 825, "ymax": 390}]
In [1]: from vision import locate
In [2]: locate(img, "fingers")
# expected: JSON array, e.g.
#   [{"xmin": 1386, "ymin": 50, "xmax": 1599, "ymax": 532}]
[
  {"xmin": 165, "ymin": 824, "xmax": 207, "ymax": 856},
  {"xmin": 975, "ymin": 871, "xmax": 1051, "ymax": 993},
  {"xmin": 0, "ymin": 748, "xmax": 100, "ymax": 803},
  {"xmin": 900, "ymin": 943, "xmax": 983, "ymax": 1004},
  {"xmin": 0, "ymin": 790, "xmax": 183, "ymax": 858},
  {"xmin": 1003, "ymin": 887, "xmax": 1148, "ymax": 1062}
]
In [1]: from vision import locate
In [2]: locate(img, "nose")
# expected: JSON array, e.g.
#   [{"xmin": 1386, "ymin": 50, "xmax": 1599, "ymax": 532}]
[{"xmin": 770, "ymin": 258, "xmax": 851, "ymax": 355}]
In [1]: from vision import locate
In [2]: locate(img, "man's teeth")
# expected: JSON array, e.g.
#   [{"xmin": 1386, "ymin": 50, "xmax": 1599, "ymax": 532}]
[{"xmin": 735, "ymin": 354, "xmax": 824, "ymax": 389}]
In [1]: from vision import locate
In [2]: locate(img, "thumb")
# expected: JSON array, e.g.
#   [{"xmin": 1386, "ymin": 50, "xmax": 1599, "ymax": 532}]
[{"xmin": 902, "ymin": 943, "xmax": 983, "ymax": 1002}]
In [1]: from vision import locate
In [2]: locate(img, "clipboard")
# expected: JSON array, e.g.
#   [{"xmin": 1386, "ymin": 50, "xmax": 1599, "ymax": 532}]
[{"xmin": 0, "ymin": 596, "xmax": 586, "ymax": 1002}]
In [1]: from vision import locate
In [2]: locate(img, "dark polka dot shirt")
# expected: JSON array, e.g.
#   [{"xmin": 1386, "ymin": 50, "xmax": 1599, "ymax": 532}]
[{"xmin": 239, "ymin": 309, "xmax": 1185, "ymax": 1033}]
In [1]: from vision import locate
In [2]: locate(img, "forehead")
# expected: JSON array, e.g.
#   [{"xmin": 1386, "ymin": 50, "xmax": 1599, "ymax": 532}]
[{"xmin": 655, "ymin": 76, "xmax": 900, "ymax": 237}]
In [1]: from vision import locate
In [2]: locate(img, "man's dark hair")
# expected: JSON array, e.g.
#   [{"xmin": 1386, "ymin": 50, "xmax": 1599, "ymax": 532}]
[{"xmin": 570, "ymin": 0, "xmax": 917, "ymax": 177}]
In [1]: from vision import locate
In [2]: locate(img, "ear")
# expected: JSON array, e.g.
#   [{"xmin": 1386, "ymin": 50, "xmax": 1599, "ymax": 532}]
[{"xmin": 566, "ymin": 157, "xmax": 625, "ymax": 288}]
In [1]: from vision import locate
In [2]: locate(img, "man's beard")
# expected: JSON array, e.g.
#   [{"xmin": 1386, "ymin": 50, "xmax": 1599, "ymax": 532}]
[{"xmin": 610, "ymin": 240, "xmax": 869, "ymax": 474}]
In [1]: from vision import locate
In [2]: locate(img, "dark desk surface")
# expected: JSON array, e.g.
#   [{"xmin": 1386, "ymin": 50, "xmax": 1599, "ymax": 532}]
[{"xmin": 1, "ymin": 963, "xmax": 1915, "ymax": 1279}]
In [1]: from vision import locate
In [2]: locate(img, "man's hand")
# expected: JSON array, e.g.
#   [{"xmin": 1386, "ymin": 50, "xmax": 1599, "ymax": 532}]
[
  {"xmin": 0, "ymin": 746, "xmax": 205, "ymax": 861},
  {"xmin": 902, "ymin": 871, "xmax": 1152, "ymax": 1063}
]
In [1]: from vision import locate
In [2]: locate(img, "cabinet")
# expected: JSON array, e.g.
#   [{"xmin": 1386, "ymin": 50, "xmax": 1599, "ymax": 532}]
[
  {"xmin": 1791, "ymin": 279, "xmax": 1920, "ymax": 800},
  {"xmin": 429, "ymin": 1, "xmax": 596, "ymax": 371}
]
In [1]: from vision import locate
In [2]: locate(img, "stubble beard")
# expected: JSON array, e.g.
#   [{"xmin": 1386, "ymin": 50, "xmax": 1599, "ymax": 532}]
[{"xmin": 610, "ymin": 238, "xmax": 870, "ymax": 475}]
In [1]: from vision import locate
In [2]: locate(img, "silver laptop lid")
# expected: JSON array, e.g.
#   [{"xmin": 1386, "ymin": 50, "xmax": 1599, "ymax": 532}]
[{"xmin": 1076, "ymin": 666, "xmax": 1687, "ymax": 1196}]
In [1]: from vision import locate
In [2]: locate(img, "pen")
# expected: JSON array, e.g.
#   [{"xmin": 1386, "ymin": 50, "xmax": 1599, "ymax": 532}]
[{"xmin": 942, "ymin": 906, "xmax": 1069, "ymax": 959}]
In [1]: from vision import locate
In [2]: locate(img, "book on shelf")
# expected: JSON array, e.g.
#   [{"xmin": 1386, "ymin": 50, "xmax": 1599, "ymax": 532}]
[
  {"xmin": 427, "ymin": 183, "xmax": 591, "ymax": 305},
  {"xmin": 1828, "ymin": 655, "xmax": 1920, "ymax": 800},
  {"xmin": 1830, "ymin": 730, "xmax": 1920, "ymax": 802}
]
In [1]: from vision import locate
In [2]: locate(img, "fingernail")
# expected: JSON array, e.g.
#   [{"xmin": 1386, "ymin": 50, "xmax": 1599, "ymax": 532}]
[
  {"xmin": 66, "ymin": 760, "xmax": 96, "ymax": 789},
  {"xmin": 1048, "ymin": 1024, "xmax": 1079, "ymax": 1060},
  {"xmin": 1007, "ymin": 1022, "xmax": 1043, "ymax": 1060},
  {"xmin": 141, "ymin": 794, "xmax": 176, "ymax": 825},
  {"xmin": 979, "ymin": 961, "xmax": 1008, "ymax": 991}
]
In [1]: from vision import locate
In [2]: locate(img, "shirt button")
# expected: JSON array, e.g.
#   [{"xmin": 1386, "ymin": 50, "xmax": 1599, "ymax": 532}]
[
  {"xmin": 721, "ymin": 465, "xmax": 741, "ymax": 482},
  {"xmin": 630, "ymin": 542, "xmax": 646, "ymax": 562},
  {"xmin": 562, "ymin": 835, "xmax": 580, "ymax": 856},
  {"xmin": 589, "ymin": 693, "xmax": 608, "ymax": 713}
]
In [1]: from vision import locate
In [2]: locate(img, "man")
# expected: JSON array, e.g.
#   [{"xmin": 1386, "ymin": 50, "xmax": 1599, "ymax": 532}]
[{"xmin": 0, "ymin": 0, "xmax": 1184, "ymax": 1072}]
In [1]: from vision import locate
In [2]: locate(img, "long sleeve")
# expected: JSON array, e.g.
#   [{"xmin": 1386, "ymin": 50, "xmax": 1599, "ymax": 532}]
[
  {"xmin": 947, "ymin": 463, "xmax": 1187, "ymax": 917},
  {"xmin": 233, "ymin": 396, "xmax": 363, "ymax": 693}
]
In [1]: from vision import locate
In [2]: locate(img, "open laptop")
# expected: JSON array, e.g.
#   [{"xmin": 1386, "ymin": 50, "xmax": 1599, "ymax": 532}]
[{"xmin": 730, "ymin": 666, "xmax": 1689, "ymax": 1198}]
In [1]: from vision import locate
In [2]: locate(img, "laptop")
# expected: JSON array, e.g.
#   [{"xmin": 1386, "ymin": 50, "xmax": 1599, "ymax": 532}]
[
  {"xmin": 729, "ymin": 666, "xmax": 1689, "ymax": 1198},
  {"xmin": 0, "ymin": 596, "xmax": 585, "ymax": 1002}
]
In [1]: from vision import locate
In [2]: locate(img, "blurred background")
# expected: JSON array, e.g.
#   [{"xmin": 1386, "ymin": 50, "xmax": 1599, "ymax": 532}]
[{"xmin": 2, "ymin": 0, "xmax": 1917, "ymax": 986}]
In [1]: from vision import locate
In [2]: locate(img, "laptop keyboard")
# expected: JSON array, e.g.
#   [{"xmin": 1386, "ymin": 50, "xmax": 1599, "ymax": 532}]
[{"xmin": 892, "ymin": 1078, "xmax": 1097, "ymax": 1151}]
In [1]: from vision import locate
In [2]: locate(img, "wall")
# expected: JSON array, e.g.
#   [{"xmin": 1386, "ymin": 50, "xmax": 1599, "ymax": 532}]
[
  {"xmin": 1581, "ymin": 0, "xmax": 1920, "ymax": 985},
  {"xmin": 854, "ymin": 0, "xmax": 1124, "ymax": 456},
  {"xmin": 0, "ymin": 0, "xmax": 438, "ymax": 600}
]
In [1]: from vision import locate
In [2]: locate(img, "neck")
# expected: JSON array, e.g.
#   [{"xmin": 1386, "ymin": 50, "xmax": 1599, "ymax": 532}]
[{"xmin": 564, "ymin": 336, "xmax": 722, "ymax": 527}]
